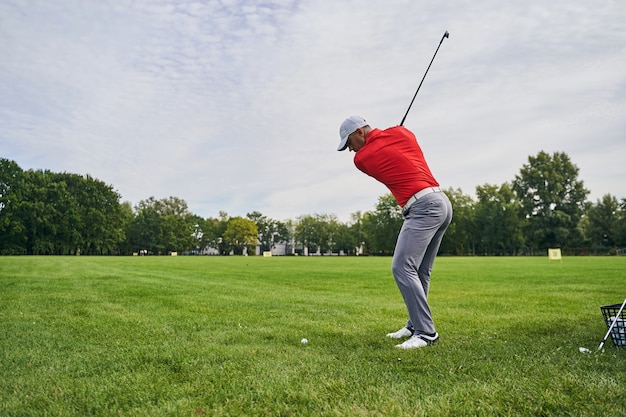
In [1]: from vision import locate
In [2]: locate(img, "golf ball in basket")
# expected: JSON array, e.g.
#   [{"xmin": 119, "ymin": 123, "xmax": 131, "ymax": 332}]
[{"xmin": 301, "ymin": 338, "xmax": 308, "ymax": 344}]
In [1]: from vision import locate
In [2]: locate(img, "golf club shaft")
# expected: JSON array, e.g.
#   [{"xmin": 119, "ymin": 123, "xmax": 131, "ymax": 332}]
[
  {"xmin": 598, "ymin": 297, "xmax": 626, "ymax": 351},
  {"xmin": 400, "ymin": 31, "xmax": 449, "ymax": 127}
]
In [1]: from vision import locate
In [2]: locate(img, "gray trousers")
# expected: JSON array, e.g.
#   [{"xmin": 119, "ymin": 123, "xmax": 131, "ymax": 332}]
[{"xmin": 391, "ymin": 190, "xmax": 452, "ymax": 335}]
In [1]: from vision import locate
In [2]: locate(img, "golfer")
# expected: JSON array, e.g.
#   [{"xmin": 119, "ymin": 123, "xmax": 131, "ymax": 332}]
[{"xmin": 337, "ymin": 116, "xmax": 452, "ymax": 349}]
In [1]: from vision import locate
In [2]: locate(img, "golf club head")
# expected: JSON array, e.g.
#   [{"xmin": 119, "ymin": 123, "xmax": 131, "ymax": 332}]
[{"xmin": 444, "ymin": 31, "xmax": 449, "ymax": 39}]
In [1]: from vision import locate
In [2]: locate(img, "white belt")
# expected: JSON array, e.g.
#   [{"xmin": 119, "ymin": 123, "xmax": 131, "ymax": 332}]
[{"xmin": 402, "ymin": 187, "xmax": 442, "ymax": 213}]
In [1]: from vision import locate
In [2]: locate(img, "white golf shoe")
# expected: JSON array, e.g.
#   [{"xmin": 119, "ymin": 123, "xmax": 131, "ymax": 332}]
[
  {"xmin": 395, "ymin": 333, "xmax": 439, "ymax": 349},
  {"xmin": 386, "ymin": 327, "xmax": 413, "ymax": 339}
]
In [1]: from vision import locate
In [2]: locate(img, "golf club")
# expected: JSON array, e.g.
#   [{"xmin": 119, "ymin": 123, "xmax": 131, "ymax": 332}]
[
  {"xmin": 400, "ymin": 31, "xmax": 449, "ymax": 127},
  {"xmin": 597, "ymin": 297, "xmax": 626, "ymax": 351}
]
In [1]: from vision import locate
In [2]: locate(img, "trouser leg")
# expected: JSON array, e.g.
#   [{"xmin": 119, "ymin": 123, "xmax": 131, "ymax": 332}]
[{"xmin": 391, "ymin": 192, "xmax": 452, "ymax": 334}]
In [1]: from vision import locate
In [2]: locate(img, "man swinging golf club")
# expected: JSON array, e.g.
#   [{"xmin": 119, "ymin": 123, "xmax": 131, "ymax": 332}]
[{"xmin": 337, "ymin": 116, "xmax": 452, "ymax": 349}]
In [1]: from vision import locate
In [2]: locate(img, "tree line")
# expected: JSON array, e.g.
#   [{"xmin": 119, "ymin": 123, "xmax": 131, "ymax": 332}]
[{"xmin": 1, "ymin": 152, "xmax": 625, "ymax": 256}]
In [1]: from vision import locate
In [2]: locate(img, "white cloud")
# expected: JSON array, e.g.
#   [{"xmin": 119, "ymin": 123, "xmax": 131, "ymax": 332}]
[{"xmin": 1, "ymin": 0, "xmax": 625, "ymax": 223}]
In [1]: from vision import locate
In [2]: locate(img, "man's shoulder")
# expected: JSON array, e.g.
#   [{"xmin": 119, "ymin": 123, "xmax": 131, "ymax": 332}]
[
  {"xmin": 367, "ymin": 126, "xmax": 413, "ymax": 144},
  {"xmin": 383, "ymin": 125, "xmax": 412, "ymax": 135}
]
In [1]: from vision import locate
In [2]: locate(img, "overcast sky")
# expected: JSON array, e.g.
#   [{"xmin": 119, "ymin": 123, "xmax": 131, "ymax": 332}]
[{"xmin": 1, "ymin": 0, "xmax": 625, "ymax": 223}]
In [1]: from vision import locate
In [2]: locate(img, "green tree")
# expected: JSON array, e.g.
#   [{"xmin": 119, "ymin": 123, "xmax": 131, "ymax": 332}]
[
  {"xmin": 187, "ymin": 214, "xmax": 207, "ymax": 254},
  {"xmin": 584, "ymin": 194, "xmax": 621, "ymax": 252},
  {"xmin": 127, "ymin": 204, "xmax": 161, "ymax": 254},
  {"xmin": 362, "ymin": 194, "xmax": 403, "ymax": 255},
  {"xmin": 439, "ymin": 188, "xmax": 475, "ymax": 255},
  {"xmin": 1, "ymin": 161, "xmax": 126, "ymax": 255},
  {"xmin": 618, "ymin": 199, "xmax": 626, "ymax": 249},
  {"xmin": 57, "ymin": 172, "xmax": 125, "ymax": 255},
  {"xmin": 161, "ymin": 213, "xmax": 195, "ymax": 253},
  {"xmin": 116, "ymin": 201, "xmax": 134, "ymax": 255},
  {"xmin": 201, "ymin": 214, "xmax": 229, "ymax": 255},
  {"xmin": 18, "ymin": 170, "xmax": 75, "ymax": 255},
  {"xmin": 246, "ymin": 211, "xmax": 289, "ymax": 252},
  {"xmin": 347, "ymin": 211, "xmax": 366, "ymax": 255},
  {"xmin": 129, "ymin": 196, "xmax": 196, "ymax": 254},
  {"xmin": 0, "ymin": 158, "xmax": 26, "ymax": 254},
  {"xmin": 512, "ymin": 151, "xmax": 589, "ymax": 253},
  {"xmin": 294, "ymin": 215, "xmax": 319, "ymax": 255},
  {"xmin": 334, "ymin": 220, "xmax": 358, "ymax": 255},
  {"xmin": 223, "ymin": 216, "xmax": 258, "ymax": 255},
  {"xmin": 319, "ymin": 213, "xmax": 340, "ymax": 254},
  {"xmin": 474, "ymin": 183, "xmax": 526, "ymax": 255}
]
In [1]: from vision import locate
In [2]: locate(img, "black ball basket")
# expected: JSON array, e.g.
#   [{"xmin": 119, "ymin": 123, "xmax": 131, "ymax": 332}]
[{"xmin": 601, "ymin": 302, "xmax": 626, "ymax": 348}]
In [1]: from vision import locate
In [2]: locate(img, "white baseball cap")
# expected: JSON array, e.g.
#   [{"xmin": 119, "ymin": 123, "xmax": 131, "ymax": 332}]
[{"xmin": 337, "ymin": 116, "xmax": 368, "ymax": 151}]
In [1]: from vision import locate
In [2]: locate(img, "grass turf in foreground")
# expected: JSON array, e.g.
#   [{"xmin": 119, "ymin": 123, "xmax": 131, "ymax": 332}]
[{"xmin": 0, "ymin": 256, "xmax": 625, "ymax": 416}]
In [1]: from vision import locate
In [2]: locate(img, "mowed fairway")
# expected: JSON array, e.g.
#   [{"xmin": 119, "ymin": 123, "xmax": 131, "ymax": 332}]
[{"xmin": 1, "ymin": 256, "xmax": 625, "ymax": 416}]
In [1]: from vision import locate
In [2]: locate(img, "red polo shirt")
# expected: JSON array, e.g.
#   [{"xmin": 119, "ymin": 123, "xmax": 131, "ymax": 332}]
[{"xmin": 353, "ymin": 126, "xmax": 439, "ymax": 207}]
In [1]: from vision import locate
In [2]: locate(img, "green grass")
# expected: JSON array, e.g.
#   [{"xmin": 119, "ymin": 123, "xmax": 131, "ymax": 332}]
[{"xmin": 1, "ymin": 256, "xmax": 625, "ymax": 416}]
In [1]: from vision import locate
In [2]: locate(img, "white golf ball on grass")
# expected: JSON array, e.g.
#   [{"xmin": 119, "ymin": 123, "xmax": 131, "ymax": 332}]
[{"xmin": 301, "ymin": 338, "xmax": 308, "ymax": 345}]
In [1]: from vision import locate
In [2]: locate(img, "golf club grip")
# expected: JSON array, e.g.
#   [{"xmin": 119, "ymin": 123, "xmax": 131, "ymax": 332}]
[{"xmin": 400, "ymin": 31, "xmax": 449, "ymax": 127}]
